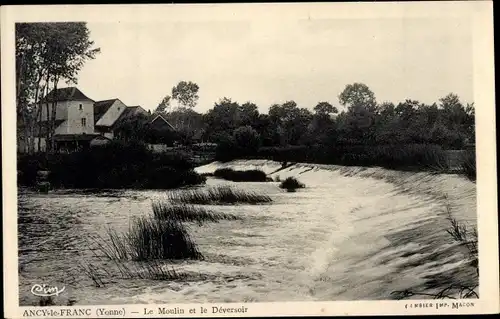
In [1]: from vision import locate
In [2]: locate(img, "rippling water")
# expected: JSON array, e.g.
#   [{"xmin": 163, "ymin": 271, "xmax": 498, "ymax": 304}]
[{"xmin": 18, "ymin": 160, "xmax": 477, "ymax": 305}]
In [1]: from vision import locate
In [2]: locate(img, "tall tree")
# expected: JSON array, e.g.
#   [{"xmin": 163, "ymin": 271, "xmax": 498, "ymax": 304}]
[
  {"xmin": 314, "ymin": 101, "xmax": 338, "ymax": 116},
  {"xmin": 16, "ymin": 22, "xmax": 100, "ymax": 153},
  {"xmin": 154, "ymin": 95, "xmax": 171, "ymax": 114},
  {"xmin": 171, "ymin": 81, "xmax": 199, "ymax": 109},
  {"xmin": 307, "ymin": 101, "xmax": 338, "ymax": 145},
  {"xmin": 16, "ymin": 23, "xmax": 51, "ymax": 153},
  {"xmin": 203, "ymin": 97, "xmax": 241, "ymax": 142},
  {"xmin": 338, "ymin": 83, "xmax": 377, "ymax": 113},
  {"xmin": 269, "ymin": 101, "xmax": 313, "ymax": 145},
  {"xmin": 338, "ymin": 83, "xmax": 378, "ymax": 144}
]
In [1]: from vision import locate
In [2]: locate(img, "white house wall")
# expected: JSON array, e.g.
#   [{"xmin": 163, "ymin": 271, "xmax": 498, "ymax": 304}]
[
  {"xmin": 95, "ymin": 100, "xmax": 127, "ymax": 127},
  {"xmin": 38, "ymin": 100, "xmax": 94, "ymax": 135},
  {"xmin": 65, "ymin": 100, "xmax": 95, "ymax": 134}
]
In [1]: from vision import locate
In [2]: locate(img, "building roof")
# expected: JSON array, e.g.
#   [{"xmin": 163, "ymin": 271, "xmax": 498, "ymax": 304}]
[
  {"xmin": 150, "ymin": 113, "xmax": 176, "ymax": 130},
  {"xmin": 100, "ymin": 105, "xmax": 148, "ymax": 130},
  {"xmin": 40, "ymin": 87, "xmax": 94, "ymax": 103},
  {"xmin": 127, "ymin": 105, "xmax": 149, "ymax": 116},
  {"xmin": 119, "ymin": 106, "xmax": 140, "ymax": 119},
  {"xmin": 93, "ymin": 99, "xmax": 118, "ymax": 124}
]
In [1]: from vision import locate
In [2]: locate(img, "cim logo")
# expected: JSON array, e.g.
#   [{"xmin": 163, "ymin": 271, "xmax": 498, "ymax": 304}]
[{"xmin": 31, "ymin": 284, "xmax": 65, "ymax": 297}]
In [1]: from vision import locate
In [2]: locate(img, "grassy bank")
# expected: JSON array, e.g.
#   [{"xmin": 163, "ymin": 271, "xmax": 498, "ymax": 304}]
[{"xmin": 17, "ymin": 141, "xmax": 206, "ymax": 189}]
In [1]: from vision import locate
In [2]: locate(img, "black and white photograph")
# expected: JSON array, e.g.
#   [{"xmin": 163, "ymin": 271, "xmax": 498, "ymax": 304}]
[{"xmin": 2, "ymin": 2, "xmax": 498, "ymax": 317}]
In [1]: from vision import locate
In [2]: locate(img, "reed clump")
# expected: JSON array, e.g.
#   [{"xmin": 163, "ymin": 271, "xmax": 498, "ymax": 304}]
[
  {"xmin": 152, "ymin": 202, "xmax": 239, "ymax": 223},
  {"xmin": 127, "ymin": 216, "xmax": 202, "ymax": 261},
  {"xmin": 168, "ymin": 185, "xmax": 272, "ymax": 205},
  {"xmin": 82, "ymin": 214, "xmax": 203, "ymax": 282}
]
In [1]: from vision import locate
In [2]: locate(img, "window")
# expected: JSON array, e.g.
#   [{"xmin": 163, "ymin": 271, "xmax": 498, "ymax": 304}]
[
  {"xmin": 79, "ymin": 104, "xmax": 83, "ymax": 110},
  {"xmin": 81, "ymin": 118, "xmax": 86, "ymax": 127}
]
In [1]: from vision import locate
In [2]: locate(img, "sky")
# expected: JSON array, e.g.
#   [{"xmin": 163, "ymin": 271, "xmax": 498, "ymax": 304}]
[{"xmin": 72, "ymin": 16, "xmax": 473, "ymax": 114}]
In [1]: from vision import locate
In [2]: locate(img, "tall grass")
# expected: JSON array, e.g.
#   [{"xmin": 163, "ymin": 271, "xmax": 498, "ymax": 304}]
[
  {"xmin": 391, "ymin": 200, "xmax": 478, "ymax": 300},
  {"xmin": 460, "ymin": 149, "xmax": 476, "ymax": 181},
  {"xmin": 81, "ymin": 235, "xmax": 187, "ymax": 282},
  {"xmin": 213, "ymin": 168, "xmax": 268, "ymax": 182},
  {"xmin": 279, "ymin": 177, "xmax": 305, "ymax": 192},
  {"xmin": 127, "ymin": 216, "xmax": 202, "ymax": 261},
  {"xmin": 79, "ymin": 260, "xmax": 107, "ymax": 287},
  {"xmin": 152, "ymin": 202, "xmax": 239, "ymax": 223},
  {"xmin": 444, "ymin": 204, "xmax": 478, "ymax": 271},
  {"xmin": 168, "ymin": 186, "xmax": 272, "ymax": 205},
  {"xmin": 82, "ymin": 211, "xmax": 203, "ymax": 282}
]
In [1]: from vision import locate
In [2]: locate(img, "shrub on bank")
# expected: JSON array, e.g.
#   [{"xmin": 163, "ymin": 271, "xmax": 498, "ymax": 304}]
[
  {"xmin": 213, "ymin": 168, "xmax": 268, "ymax": 182},
  {"xmin": 17, "ymin": 140, "xmax": 205, "ymax": 189},
  {"xmin": 142, "ymin": 167, "xmax": 206, "ymax": 189},
  {"xmin": 279, "ymin": 177, "xmax": 305, "ymax": 192}
]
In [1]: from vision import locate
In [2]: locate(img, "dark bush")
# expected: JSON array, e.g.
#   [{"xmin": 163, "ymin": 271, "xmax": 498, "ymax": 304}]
[
  {"xmin": 142, "ymin": 167, "xmax": 206, "ymax": 189},
  {"xmin": 233, "ymin": 126, "xmax": 261, "ymax": 156},
  {"xmin": 17, "ymin": 140, "xmax": 205, "ymax": 189},
  {"xmin": 215, "ymin": 126, "xmax": 261, "ymax": 162},
  {"xmin": 213, "ymin": 168, "xmax": 268, "ymax": 182},
  {"xmin": 17, "ymin": 153, "xmax": 47, "ymax": 186},
  {"xmin": 214, "ymin": 136, "xmax": 238, "ymax": 162},
  {"xmin": 279, "ymin": 177, "xmax": 305, "ymax": 192}
]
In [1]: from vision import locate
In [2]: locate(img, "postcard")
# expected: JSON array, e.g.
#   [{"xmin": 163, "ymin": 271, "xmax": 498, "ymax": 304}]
[{"xmin": 2, "ymin": 2, "xmax": 498, "ymax": 318}]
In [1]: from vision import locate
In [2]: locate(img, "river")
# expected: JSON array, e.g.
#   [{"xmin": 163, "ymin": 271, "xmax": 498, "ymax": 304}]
[{"xmin": 18, "ymin": 160, "xmax": 477, "ymax": 305}]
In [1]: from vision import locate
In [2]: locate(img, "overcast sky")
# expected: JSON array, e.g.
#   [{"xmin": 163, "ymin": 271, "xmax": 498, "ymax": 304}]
[{"xmin": 73, "ymin": 16, "xmax": 472, "ymax": 113}]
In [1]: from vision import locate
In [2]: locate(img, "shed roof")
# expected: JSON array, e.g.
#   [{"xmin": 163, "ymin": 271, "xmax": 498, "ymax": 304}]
[
  {"xmin": 93, "ymin": 99, "xmax": 118, "ymax": 124},
  {"xmin": 150, "ymin": 113, "xmax": 176, "ymax": 130}
]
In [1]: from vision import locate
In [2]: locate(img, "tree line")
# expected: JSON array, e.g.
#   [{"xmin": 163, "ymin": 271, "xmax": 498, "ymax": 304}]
[{"xmin": 135, "ymin": 82, "xmax": 474, "ymax": 155}]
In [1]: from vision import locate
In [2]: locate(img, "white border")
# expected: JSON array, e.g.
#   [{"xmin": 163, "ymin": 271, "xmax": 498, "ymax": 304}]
[{"xmin": 2, "ymin": 2, "xmax": 498, "ymax": 317}]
